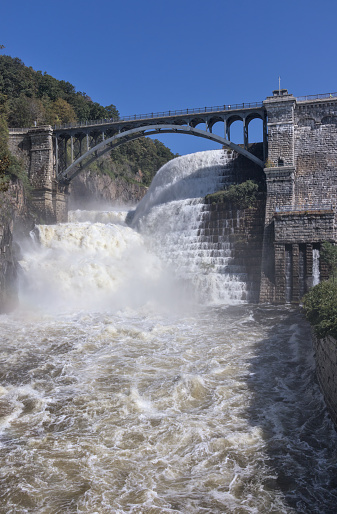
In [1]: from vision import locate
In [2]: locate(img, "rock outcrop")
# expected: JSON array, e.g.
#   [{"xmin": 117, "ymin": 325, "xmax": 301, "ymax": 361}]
[
  {"xmin": 0, "ymin": 179, "xmax": 36, "ymax": 313},
  {"xmin": 69, "ymin": 171, "xmax": 147, "ymax": 210}
]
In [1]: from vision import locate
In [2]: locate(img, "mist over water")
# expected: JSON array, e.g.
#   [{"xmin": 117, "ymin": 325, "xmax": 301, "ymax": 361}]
[{"xmin": 1, "ymin": 151, "xmax": 337, "ymax": 513}]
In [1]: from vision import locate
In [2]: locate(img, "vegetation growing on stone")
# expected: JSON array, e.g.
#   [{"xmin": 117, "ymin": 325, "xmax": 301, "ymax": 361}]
[
  {"xmin": 302, "ymin": 243, "xmax": 337, "ymax": 338},
  {"xmin": 205, "ymin": 180, "xmax": 259, "ymax": 209}
]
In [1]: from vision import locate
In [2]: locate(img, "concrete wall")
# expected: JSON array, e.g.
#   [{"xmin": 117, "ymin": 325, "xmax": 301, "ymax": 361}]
[{"xmin": 312, "ymin": 334, "xmax": 337, "ymax": 428}]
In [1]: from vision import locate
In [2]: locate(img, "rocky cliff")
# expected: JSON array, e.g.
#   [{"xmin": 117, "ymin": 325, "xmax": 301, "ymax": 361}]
[
  {"xmin": 0, "ymin": 179, "xmax": 34, "ymax": 312},
  {"xmin": 69, "ymin": 171, "xmax": 147, "ymax": 210},
  {"xmin": 312, "ymin": 333, "xmax": 337, "ymax": 428}
]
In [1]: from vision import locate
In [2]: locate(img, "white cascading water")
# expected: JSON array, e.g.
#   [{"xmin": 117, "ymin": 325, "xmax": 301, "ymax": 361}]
[
  {"xmin": 1, "ymin": 151, "xmax": 337, "ymax": 513},
  {"xmin": 312, "ymin": 248, "xmax": 320, "ymax": 286},
  {"xmin": 19, "ymin": 215, "xmax": 176, "ymax": 313},
  {"xmin": 132, "ymin": 150, "xmax": 247, "ymax": 303}
]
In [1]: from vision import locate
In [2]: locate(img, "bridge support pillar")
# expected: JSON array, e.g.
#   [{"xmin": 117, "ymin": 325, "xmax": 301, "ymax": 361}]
[
  {"xmin": 28, "ymin": 126, "xmax": 68, "ymax": 223},
  {"xmin": 243, "ymin": 118, "xmax": 248, "ymax": 150}
]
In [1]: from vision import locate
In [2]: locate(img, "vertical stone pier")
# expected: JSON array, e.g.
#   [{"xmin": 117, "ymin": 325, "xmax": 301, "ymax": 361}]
[
  {"xmin": 9, "ymin": 126, "xmax": 68, "ymax": 223},
  {"xmin": 259, "ymin": 90, "xmax": 297, "ymax": 302},
  {"xmin": 29, "ymin": 126, "xmax": 68, "ymax": 223}
]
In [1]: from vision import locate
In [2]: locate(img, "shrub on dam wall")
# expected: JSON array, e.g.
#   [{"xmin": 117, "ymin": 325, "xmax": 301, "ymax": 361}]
[
  {"xmin": 205, "ymin": 180, "xmax": 259, "ymax": 209},
  {"xmin": 303, "ymin": 280, "xmax": 337, "ymax": 339},
  {"xmin": 303, "ymin": 242, "xmax": 337, "ymax": 339}
]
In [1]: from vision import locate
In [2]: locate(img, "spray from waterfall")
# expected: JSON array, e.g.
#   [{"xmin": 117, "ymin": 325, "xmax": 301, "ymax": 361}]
[{"xmin": 18, "ymin": 150, "xmax": 251, "ymax": 311}]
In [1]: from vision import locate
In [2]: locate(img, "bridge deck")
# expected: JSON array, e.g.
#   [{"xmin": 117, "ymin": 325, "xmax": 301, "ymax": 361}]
[{"xmin": 53, "ymin": 102, "xmax": 265, "ymax": 134}]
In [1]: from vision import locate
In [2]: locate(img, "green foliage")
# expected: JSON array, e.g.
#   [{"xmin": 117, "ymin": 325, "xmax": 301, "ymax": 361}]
[
  {"xmin": 264, "ymin": 158, "xmax": 274, "ymax": 168},
  {"xmin": 302, "ymin": 280, "xmax": 337, "ymax": 339},
  {"xmin": 303, "ymin": 243, "xmax": 337, "ymax": 339},
  {"xmin": 321, "ymin": 242, "xmax": 337, "ymax": 281},
  {"xmin": 206, "ymin": 180, "xmax": 259, "ymax": 208},
  {"xmin": 0, "ymin": 90, "xmax": 28, "ymax": 193},
  {"xmin": 0, "ymin": 54, "xmax": 120, "ymax": 127},
  {"xmin": 110, "ymin": 138, "xmax": 178, "ymax": 186}
]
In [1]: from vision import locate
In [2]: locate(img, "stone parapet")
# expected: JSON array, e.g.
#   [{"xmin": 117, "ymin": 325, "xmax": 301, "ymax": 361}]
[{"xmin": 274, "ymin": 211, "xmax": 334, "ymax": 243}]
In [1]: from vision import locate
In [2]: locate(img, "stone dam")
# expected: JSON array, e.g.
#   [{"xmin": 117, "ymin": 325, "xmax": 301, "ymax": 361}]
[{"xmin": 5, "ymin": 88, "xmax": 337, "ymax": 305}]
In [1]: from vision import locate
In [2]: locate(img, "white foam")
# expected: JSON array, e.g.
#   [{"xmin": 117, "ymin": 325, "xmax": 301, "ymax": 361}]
[{"xmin": 133, "ymin": 150, "xmax": 248, "ymax": 304}]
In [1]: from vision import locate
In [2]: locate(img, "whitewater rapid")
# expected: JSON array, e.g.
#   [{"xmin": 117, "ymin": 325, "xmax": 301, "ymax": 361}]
[{"xmin": 0, "ymin": 151, "xmax": 337, "ymax": 512}]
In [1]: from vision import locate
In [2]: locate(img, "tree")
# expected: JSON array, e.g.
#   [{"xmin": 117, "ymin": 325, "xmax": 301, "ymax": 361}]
[
  {"xmin": 302, "ymin": 280, "xmax": 337, "ymax": 338},
  {"xmin": 321, "ymin": 242, "xmax": 337, "ymax": 282},
  {"xmin": 48, "ymin": 98, "xmax": 77, "ymax": 125},
  {"xmin": 8, "ymin": 95, "xmax": 34, "ymax": 127},
  {"xmin": 104, "ymin": 104, "xmax": 120, "ymax": 120},
  {"xmin": 89, "ymin": 102, "xmax": 107, "ymax": 120}
]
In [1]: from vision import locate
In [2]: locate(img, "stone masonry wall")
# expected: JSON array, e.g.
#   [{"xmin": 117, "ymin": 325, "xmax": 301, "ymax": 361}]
[
  {"xmin": 264, "ymin": 94, "xmax": 296, "ymax": 167},
  {"xmin": 274, "ymin": 211, "xmax": 335, "ymax": 243},
  {"xmin": 260, "ymin": 95, "xmax": 337, "ymax": 303},
  {"xmin": 295, "ymin": 100, "xmax": 337, "ymax": 240},
  {"xmin": 259, "ymin": 167, "xmax": 295, "ymax": 302},
  {"xmin": 312, "ymin": 333, "xmax": 337, "ymax": 428},
  {"xmin": 203, "ymin": 195, "xmax": 266, "ymax": 302},
  {"xmin": 9, "ymin": 127, "xmax": 68, "ymax": 223}
]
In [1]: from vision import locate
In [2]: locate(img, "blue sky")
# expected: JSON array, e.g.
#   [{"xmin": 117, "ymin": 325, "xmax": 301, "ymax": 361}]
[{"xmin": 1, "ymin": 0, "xmax": 337, "ymax": 155}]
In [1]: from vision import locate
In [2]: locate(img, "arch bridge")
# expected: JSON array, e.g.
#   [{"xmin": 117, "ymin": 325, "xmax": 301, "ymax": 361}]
[{"xmin": 54, "ymin": 102, "xmax": 267, "ymax": 183}]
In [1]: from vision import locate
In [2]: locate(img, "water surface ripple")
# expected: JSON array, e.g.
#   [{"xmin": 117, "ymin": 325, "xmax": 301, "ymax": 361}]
[{"xmin": 1, "ymin": 305, "xmax": 336, "ymax": 513}]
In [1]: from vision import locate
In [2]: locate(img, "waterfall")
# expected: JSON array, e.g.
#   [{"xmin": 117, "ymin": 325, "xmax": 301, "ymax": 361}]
[
  {"xmin": 312, "ymin": 248, "xmax": 320, "ymax": 286},
  {"xmin": 132, "ymin": 150, "xmax": 249, "ymax": 304},
  {"xmin": 285, "ymin": 246, "xmax": 293, "ymax": 303},
  {"xmin": 299, "ymin": 245, "xmax": 306, "ymax": 298},
  {"xmin": 18, "ymin": 216, "xmax": 169, "ymax": 312},
  {"xmin": 19, "ymin": 150, "xmax": 253, "ymax": 311}
]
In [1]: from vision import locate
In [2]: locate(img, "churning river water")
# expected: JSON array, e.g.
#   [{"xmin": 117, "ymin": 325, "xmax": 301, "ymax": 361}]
[{"xmin": 1, "ymin": 151, "xmax": 337, "ymax": 513}]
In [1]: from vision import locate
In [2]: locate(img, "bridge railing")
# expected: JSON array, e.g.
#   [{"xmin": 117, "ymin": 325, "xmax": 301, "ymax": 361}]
[
  {"xmin": 296, "ymin": 92, "xmax": 337, "ymax": 102},
  {"xmin": 8, "ymin": 127, "xmax": 31, "ymax": 133},
  {"xmin": 53, "ymin": 101, "xmax": 264, "ymax": 130}
]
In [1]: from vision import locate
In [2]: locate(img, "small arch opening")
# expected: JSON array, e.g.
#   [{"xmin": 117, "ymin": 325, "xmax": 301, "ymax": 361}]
[
  {"xmin": 246, "ymin": 117, "xmax": 264, "ymax": 144},
  {"xmin": 227, "ymin": 119, "xmax": 244, "ymax": 145}
]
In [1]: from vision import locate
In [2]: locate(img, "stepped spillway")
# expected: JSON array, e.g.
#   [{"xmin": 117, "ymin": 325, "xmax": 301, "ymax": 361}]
[{"xmin": 132, "ymin": 149, "xmax": 250, "ymax": 303}]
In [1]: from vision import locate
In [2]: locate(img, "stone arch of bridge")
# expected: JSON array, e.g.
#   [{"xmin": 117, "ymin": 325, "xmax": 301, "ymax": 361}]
[
  {"xmin": 224, "ymin": 113, "xmax": 265, "ymax": 146},
  {"xmin": 56, "ymin": 123, "xmax": 265, "ymax": 183}
]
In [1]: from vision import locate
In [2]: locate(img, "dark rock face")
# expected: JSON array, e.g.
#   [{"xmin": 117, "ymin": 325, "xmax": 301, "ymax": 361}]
[
  {"xmin": 69, "ymin": 171, "xmax": 147, "ymax": 210},
  {"xmin": 0, "ymin": 180, "xmax": 36, "ymax": 313},
  {"xmin": 312, "ymin": 334, "xmax": 337, "ymax": 429},
  {"xmin": 0, "ymin": 219, "xmax": 18, "ymax": 313}
]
